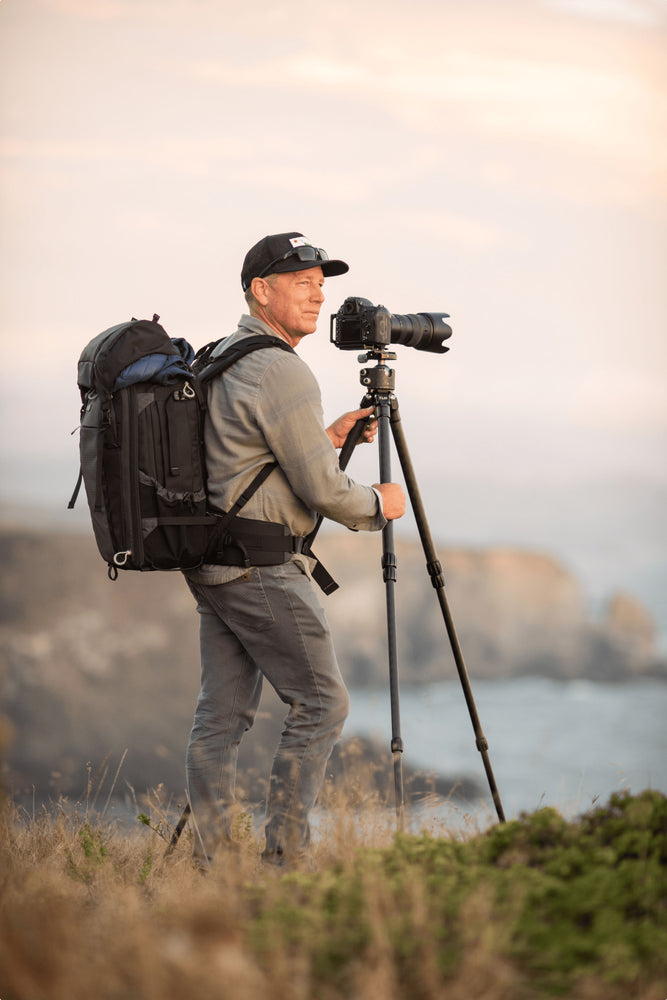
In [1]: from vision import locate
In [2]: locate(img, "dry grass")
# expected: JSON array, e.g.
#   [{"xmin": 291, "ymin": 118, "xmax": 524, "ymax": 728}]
[
  {"xmin": 0, "ymin": 779, "xmax": 665, "ymax": 1000},
  {"xmin": 0, "ymin": 788, "xmax": 400, "ymax": 1000}
]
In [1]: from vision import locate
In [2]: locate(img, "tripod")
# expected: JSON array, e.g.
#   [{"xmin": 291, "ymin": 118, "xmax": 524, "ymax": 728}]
[{"xmin": 332, "ymin": 346, "xmax": 506, "ymax": 829}]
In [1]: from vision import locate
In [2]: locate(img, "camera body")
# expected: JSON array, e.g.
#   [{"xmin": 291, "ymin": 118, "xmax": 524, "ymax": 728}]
[{"xmin": 330, "ymin": 296, "xmax": 452, "ymax": 354}]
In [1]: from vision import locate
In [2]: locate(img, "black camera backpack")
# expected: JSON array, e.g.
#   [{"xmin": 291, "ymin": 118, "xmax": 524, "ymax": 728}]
[{"xmin": 68, "ymin": 315, "xmax": 294, "ymax": 579}]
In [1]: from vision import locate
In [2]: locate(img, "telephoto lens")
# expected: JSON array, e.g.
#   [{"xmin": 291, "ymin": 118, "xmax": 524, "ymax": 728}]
[
  {"xmin": 331, "ymin": 297, "xmax": 452, "ymax": 354},
  {"xmin": 389, "ymin": 311, "xmax": 451, "ymax": 353}
]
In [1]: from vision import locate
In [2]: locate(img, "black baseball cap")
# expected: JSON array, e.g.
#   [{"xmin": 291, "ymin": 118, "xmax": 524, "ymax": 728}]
[{"xmin": 241, "ymin": 232, "xmax": 349, "ymax": 291}]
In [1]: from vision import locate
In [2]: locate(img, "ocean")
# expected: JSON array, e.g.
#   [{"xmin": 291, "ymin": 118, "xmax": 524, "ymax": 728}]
[
  {"xmin": 21, "ymin": 677, "xmax": 664, "ymax": 843},
  {"xmin": 343, "ymin": 677, "xmax": 667, "ymax": 831}
]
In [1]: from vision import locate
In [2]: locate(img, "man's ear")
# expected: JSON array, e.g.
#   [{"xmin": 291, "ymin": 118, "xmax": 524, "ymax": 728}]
[{"xmin": 251, "ymin": 276, "xmax": 271, "ymax": 306}]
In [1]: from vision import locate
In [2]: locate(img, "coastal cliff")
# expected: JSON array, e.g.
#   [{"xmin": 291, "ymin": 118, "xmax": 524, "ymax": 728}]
[{"xmin": 0, "ymin": 525, "xmax": 663, "ymax": 800}]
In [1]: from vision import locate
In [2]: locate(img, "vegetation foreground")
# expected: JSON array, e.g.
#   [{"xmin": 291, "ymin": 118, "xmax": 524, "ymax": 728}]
[{"xmin": 0, "ymin": 788, "xmax": 665, "ymax": 1000}]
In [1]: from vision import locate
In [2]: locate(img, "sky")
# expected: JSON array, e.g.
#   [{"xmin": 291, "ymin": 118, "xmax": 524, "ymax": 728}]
[{"xmin": 1, "ymin": 0, "xmax": 665, "ymax": 639}]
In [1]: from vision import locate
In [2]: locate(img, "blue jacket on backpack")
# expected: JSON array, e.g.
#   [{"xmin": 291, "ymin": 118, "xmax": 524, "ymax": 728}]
[{"xmin": 114, "ymin": 338, "xmax": 195, "ymax": 389}]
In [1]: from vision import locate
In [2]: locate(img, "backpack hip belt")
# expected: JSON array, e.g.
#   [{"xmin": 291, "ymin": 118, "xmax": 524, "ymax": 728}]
[{"xmin": 207, "ymin": 515, "xmax": 306, "ymax": 568}]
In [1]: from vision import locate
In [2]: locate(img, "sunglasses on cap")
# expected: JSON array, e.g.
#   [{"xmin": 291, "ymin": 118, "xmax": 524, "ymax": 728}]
[{"xmin": 257, "ymin": 245, "xmax": 330, "ymax": 280}]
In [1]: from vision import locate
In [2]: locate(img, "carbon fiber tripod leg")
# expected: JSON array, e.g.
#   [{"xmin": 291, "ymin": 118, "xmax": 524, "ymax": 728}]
[
  {"xmin": 388, "ymin": 397, "xmax": 506, "ymax": 823},
  {"xmin": 376, "ymin": 396, "xmax": 406, "ymax": 832},
  {"xmin": 164, "ymin": 802, "xmax": 191, "ymax": 858}
]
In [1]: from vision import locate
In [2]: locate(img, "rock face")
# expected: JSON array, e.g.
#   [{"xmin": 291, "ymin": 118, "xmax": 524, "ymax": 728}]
[
  {"xmin": 0, "ymin": 525, "xmax": 663, "ymax": 801},
  {"xmin": 605, "ymin": 592, "xmax": 656, "ymax": 659},
  {"xmin": 320, "ymin": 533, "xmax": 663, "ymax": 685}
]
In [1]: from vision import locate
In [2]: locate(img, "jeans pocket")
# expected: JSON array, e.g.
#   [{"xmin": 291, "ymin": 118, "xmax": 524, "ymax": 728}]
[{"xmin": 207, "ymin": 568, "xmax": 276, "ymax": 631}]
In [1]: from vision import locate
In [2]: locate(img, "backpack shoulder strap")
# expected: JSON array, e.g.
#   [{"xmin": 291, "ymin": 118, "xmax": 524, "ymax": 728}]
[
  {"xmin": 196, "ymin": 335, "xmax": 294, "ymax": 384},
  {"xmin": 191, "ymin": 337, "xmax": 224, "ymax": 373},
  {"xmin": 198, "ymin": 335, "xmax": 295, "ymax": 544}
]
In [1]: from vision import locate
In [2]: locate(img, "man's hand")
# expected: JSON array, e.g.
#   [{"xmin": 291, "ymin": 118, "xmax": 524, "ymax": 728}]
[
  {"xmin": 373, "ymin": 482, "xmax": 406, "ymax": 520},
  {"xmin": 326, "ymin": 406, "xmax": 377, "ymax": 449}
]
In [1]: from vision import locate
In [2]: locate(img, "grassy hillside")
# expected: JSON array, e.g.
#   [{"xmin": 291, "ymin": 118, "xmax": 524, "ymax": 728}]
[{"xmin": 1, "ymin": 788, "xmax": 665, "ymax": 999}]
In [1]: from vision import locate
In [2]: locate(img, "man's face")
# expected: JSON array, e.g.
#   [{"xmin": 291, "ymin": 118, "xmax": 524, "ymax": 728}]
[{"xmin": 256, "ymin": 266, "xmax": 325, "ymax": 346}]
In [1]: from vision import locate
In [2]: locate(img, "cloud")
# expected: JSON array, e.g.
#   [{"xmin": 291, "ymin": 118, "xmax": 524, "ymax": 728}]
[
  {"xmin": 7, "ymin": 0, "xmax": 666, "ymax": 210},
  {"xmin": 182, "ymin": 15, "xmax": 666, "ymax": 204},
  {"xmin": 541, "ymin": 0, "xmax": 667, "ymax": 27},
  {"xmin": 0, "ymin": 136, "xmax": 250, "ymax": 175},
  {"xmin": 38, "ymin": 0, "xmax": 220, "ymax": 20}
]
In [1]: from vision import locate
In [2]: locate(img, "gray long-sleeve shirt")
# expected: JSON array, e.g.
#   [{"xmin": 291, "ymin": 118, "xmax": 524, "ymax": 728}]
[{"xmin": 187, "ymin": 315, "xmax": 385, "ymax": 585}]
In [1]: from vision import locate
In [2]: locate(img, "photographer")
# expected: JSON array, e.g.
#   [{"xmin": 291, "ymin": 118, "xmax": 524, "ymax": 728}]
[{"xmin": 185, "ymin": 232, "xmax": 405, "ymax": 869}]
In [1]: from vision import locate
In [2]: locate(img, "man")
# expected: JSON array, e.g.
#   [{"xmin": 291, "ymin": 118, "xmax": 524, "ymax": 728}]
[{"xmin": 185, "ymin": 232, "xmax": 405, "ymax": 868}]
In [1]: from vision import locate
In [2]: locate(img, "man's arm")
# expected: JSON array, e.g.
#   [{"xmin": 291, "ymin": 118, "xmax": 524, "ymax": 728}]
[
  {"xmin": 256, "ymin": 354, "xmax": 404, "ymax": 529},
  {"xmin": 326, "ymin": 408, "xmax": 405, "ymax": 520}
]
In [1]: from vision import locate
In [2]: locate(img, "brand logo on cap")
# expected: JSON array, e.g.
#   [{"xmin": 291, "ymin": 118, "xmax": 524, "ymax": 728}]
[{"xmin": 289, "ymin": 236, "xmax": 313, "ymax": 249}]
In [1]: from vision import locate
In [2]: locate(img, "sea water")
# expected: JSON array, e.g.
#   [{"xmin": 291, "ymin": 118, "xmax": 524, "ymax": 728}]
[{"xmin": 343, "ymin": 678, "xmax": 667, "ymax": 830}]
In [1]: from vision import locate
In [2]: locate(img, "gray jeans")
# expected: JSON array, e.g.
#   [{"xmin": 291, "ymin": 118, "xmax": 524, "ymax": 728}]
[{"xmin": 185, "ymin": 562, "xmax": 349, "ymax": 865}]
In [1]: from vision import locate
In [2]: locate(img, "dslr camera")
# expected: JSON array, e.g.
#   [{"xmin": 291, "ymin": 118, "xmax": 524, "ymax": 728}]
[{"xmin": 330, "ymin": 296, "xmax": 452, "ymax": 354}]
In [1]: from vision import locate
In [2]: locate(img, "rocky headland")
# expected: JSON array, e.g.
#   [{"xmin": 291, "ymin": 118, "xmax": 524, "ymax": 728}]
[{"xmin": 1, "ymin": 525, "xmax": 663, "ymax": 803}]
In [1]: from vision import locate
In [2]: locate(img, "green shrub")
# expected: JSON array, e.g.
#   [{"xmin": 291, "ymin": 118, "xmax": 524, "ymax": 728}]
[{"xmin": 245, "ymin": 790, "xmax": 667, "ymax": 997}]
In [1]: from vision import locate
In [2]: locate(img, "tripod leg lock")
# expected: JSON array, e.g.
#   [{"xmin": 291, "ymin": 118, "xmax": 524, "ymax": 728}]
[
  {"xmin": 391, "ymin": 737, "xmax": 404, "ymax": 753},
  {"xmin": 382, "ymin": 552, "xmax": 397, "ymax": 583},
  {"xmin": 427, "ymin": 559, "xmax": 445, "ymax": 589},
  {"xmin": 475, "ymin": 736, "xmax": 489, "ymax": 752}
]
